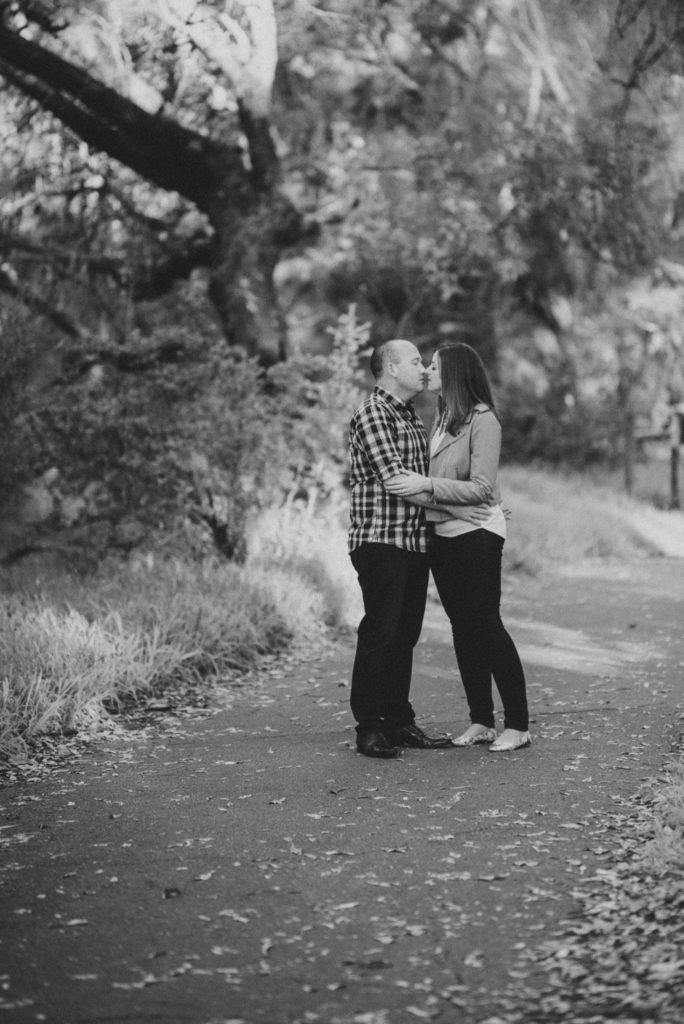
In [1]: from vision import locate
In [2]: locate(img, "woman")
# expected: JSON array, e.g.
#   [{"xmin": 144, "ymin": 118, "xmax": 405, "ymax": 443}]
[{"xmin": 386, "ymin": 343, "xmax": 530, "ymax": 752}]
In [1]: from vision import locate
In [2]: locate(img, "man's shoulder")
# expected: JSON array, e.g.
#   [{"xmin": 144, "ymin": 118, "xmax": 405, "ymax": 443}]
[{"xmin": 351, "ymin": 390, "xmax": 391, "ymax": 420}]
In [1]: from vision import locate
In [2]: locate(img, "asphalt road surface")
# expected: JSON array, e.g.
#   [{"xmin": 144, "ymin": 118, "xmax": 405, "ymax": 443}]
[{"xmin": 1, "ymin": 557, "xmax": 683, "ymax": 1024}]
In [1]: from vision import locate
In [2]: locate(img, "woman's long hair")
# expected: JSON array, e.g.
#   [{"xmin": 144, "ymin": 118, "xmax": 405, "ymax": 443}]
[{"xmin": 437, "ymin": 343, "xmax": 499, "ymax": 434}]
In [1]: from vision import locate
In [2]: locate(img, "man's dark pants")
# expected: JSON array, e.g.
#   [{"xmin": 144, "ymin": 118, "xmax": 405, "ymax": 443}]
[{"xmin": 349, "ymin": 542, "xmax": 429, "ymax": 738}]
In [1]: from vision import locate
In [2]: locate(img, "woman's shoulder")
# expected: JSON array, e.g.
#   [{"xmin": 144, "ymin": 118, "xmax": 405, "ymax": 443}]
[
  {"xmin": 470, "ymin": 405, "xmax": 501, "ymax": 434},
  {"xmin": 469, "ymin": 403, "xmax": 499, "ymax": 423}
]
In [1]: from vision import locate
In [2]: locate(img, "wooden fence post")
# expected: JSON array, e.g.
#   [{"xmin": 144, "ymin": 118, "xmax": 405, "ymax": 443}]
[{"xmin": 670, "ymin": 406, "xmax": 683, "ymax": 510}]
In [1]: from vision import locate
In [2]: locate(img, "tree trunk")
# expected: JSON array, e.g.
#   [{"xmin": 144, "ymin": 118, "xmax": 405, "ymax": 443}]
[
  {"xmin": 209, "ymin": 217, "xmax": 286, "ymax": 363},
  {"xmin": 616, "ymin": 369, "xmax": 635, "ymax": 496},
  {"xmin": 670, "ymin": 445, "xmax": 681, "ymax": 509},
  {"xmin": 207, "ymin": 189, "xmax": 304, "ymax": 362},
  {"xmin": 669, "ymin": 410, "xmax": 682, "ymax": 509}
]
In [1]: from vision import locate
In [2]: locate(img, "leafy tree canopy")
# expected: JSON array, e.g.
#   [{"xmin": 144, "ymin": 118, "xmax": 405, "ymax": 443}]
[{"xmin": 2, "ymin": 0, "xmax": 684, "ymax": 559}]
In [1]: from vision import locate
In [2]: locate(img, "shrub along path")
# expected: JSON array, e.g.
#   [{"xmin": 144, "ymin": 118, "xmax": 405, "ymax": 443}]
[{"xmin": 1, "ymin": 557, "xmax": 683, "ymax": 1024}]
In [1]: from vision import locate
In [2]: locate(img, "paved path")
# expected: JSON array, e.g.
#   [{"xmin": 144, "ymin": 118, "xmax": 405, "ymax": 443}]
[{"xmin": 1, "ymin": 558, "xmax": 683, "ymax": 1024}]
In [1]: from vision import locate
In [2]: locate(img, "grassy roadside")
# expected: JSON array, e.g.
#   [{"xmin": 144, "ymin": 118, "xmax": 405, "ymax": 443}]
[
  {"xmin": 0, "ymin": 499, "xmax": 360, "ymax": 766},
  {"xmin": 3, "ymin": 465, "xmax": 683, "ymax": 765},
  {"xmin": 500, "ymin": 464, "xmax": 684, "ymax": 568}
]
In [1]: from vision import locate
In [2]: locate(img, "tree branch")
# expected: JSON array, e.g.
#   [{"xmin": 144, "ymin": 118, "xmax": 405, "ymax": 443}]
[
  {"xmin": 57, "ymin": 339, "xmax": 189, "ymax": 384},
  {"xmin": 0, "ymin": 262, "xmax": 85, "ymax": 339},
  {"xmin": 132, "ymin": 237, "xmax": 217, "ymax": 300},
  {"xmin": 0, "ymin": 23, "xmax": 251, "ymax": 214},
  {"xmin": 2, "ymin": 220, "xmax": 216, "ymax": 290},
  {"xmin": 0, "ymin": 231, "xmax": 125, "ymax": 280}
]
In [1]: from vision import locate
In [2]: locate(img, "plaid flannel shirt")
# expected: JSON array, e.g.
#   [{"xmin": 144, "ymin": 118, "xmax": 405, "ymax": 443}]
[{"xmin": 348, "ymin": 386, "xmax": 429, "ymax": 553}]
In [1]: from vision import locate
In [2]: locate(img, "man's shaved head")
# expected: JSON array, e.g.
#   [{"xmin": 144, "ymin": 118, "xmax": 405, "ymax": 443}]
[
  {"xmin": 368, "ymin": 339, "xmax": 425, "ymax": 401},
  {"xmin": 370, "ymin": 339, "xmax": 413, "ymax": 379}
]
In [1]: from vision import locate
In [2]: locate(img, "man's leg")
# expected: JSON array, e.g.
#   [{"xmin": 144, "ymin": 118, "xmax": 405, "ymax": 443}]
[
  {"xmin": 387, "ymin": 549, "xmax": 429, "ymax": 730},
  {"xmin": 350, "ymin": 544, "xmax": 422, "ymax": 735}
]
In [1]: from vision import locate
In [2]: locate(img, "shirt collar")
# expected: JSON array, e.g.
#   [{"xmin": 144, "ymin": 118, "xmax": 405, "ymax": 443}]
[{"xmin": 373, "ymin": 385, "xmax": 417, "ymax": 418}]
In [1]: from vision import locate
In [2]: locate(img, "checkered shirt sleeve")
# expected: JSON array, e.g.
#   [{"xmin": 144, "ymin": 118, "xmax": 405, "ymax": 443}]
[{"xmin": 348, "ymin": 387, "xmax": 429, "ymax": 553}]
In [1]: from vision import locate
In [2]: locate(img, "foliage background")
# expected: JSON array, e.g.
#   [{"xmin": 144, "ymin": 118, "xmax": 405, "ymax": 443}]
[{"xmin": 1, "ymin": 0, "xmax": 684, "ymax": 562}]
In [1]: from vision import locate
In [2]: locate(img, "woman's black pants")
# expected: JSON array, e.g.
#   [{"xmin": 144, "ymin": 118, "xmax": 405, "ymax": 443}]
[{"xmin": 430, "ymin": 529, "xmax": 529, "ymax": 731}]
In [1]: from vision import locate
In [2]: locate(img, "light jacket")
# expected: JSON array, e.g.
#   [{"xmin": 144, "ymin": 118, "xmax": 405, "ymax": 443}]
[{"xmin": 425, "ymin": 403, "xmax": 502, "ymax": 523}]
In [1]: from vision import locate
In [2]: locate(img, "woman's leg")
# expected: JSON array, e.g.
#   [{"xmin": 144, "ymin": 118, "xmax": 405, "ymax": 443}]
[
  {"xmin": 476, "ymin": 532, "xmax": 528, "ymax": 730},
  {"xmin": 430, "ymin": 532, "xmax": 496, "ymax": 728},
  {"xmin": 431, "ymin": 531, "xmax": 529, "ymax": 731}
]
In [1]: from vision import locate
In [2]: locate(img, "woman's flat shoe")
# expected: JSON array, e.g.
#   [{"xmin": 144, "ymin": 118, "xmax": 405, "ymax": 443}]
[
  {"xmin": 452, "ymin": 724, "xmax": 497, "ymax": 747},
  {"xmin": 489, "ymin": 729, "xmax": 531, "ymax": 752}
]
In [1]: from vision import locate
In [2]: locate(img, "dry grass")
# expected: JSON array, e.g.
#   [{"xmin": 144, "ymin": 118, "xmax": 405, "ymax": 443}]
[
  {"xmin": 0, "ymin": 600, "xmax": 188, "ymax": 755},
  {"xmin": 0, "ymin": 498, "xmax": 358, "ymax": 758},
  {"xmin": 501, "ymin": 464, "xmax": 684, "ymax": 573},
  {"xmin": 246, "ymin": 494, "xmax": 361, "ymax": 632},
  {"xmin": 88, "ymin": 557, "xmax": 293, "ymax": 675}
]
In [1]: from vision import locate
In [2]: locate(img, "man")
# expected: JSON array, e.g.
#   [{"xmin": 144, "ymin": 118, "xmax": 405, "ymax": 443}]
[{"xmin": 347, "ymin": 338, "xmax": 453, "ymax": 758}]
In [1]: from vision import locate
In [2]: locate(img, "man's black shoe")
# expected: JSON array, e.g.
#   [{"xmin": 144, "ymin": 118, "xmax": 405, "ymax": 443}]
[
  {"xmin": 356, "ymin": 729, "xmax": 400, "ymax": 758},
  {"xmin": 396, "ymin": 723, "xmax": 454, "ymax": 749}
]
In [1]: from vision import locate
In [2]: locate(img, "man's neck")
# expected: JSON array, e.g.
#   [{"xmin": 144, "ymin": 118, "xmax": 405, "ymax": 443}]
[{"xmin": 377, "ymin": 381, "xmax": 414, "ymax": 404}]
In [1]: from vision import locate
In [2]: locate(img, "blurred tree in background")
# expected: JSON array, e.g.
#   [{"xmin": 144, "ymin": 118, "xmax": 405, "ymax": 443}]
[{"xmin": 1, "ymin": 0, "xmax": 684, "ymax": 563}]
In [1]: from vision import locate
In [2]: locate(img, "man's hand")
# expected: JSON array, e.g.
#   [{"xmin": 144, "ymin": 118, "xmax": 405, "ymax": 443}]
[{"xmin": 385, "ymin": 471, "xmax": 432, "ymax": 496}]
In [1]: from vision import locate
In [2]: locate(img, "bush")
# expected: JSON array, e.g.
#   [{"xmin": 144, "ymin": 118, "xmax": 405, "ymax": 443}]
[
  {"xmin": 498, "ymin": 378, "xmax": 619, "ymax": 468},
  {"xmin": 0, "ymin": 306, "xmax": 370, "ymax": 566}
]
